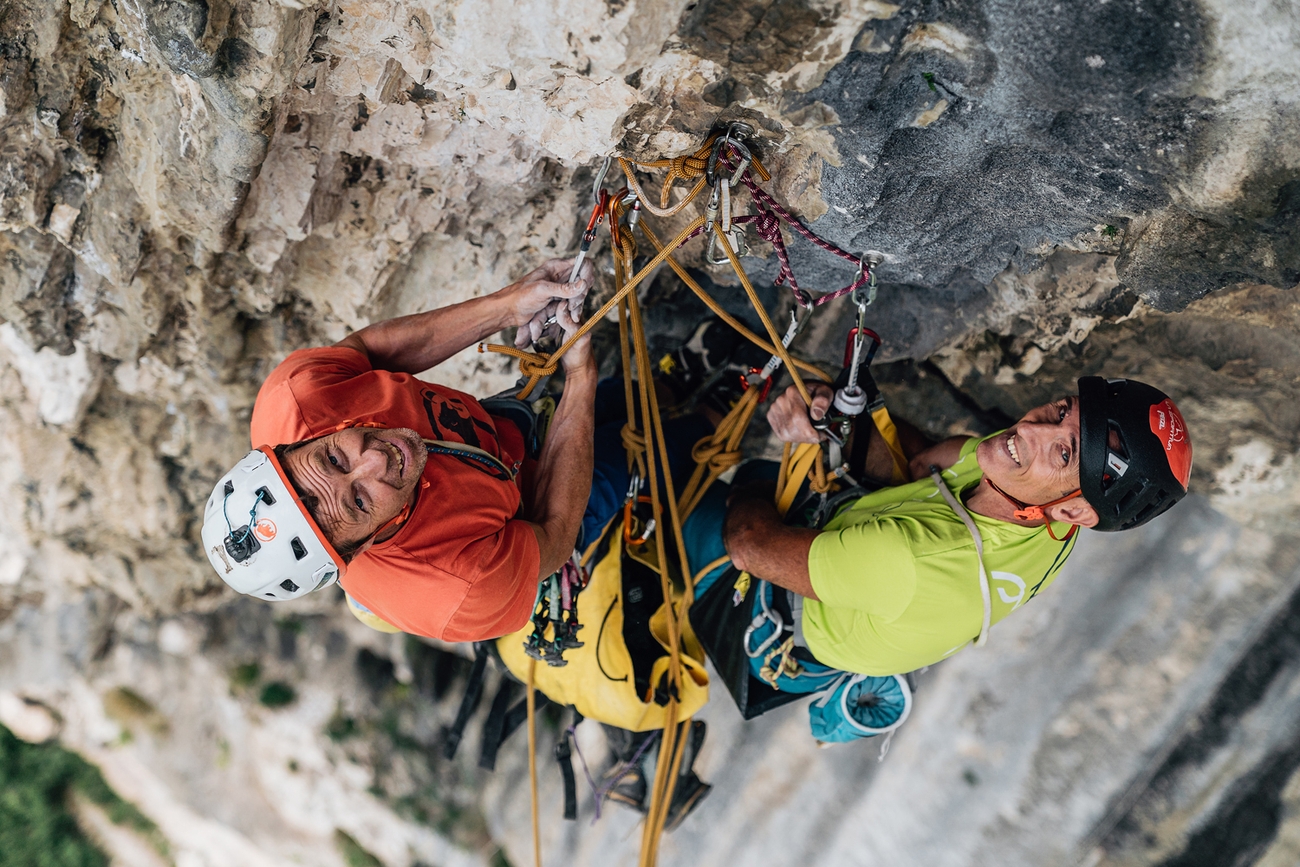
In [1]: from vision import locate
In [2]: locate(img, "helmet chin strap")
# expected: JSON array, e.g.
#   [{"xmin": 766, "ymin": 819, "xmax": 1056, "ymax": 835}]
[
  {"xmin": 369, "ymin": 476, "xmax": 430, "ymax": 543},
  {"xmin": 984, "ymin": 478, "xmax": 1081, "ymax": 541}
]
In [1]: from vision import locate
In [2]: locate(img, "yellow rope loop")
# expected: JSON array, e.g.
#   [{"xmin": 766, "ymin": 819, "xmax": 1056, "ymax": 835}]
[
  {"xmin": 479, "ymin": 344, "xmax": 558, "ymax": 400},
  {"xmin": 758, "ymin": 636, "xmax": 802, "ymax": 688},
  {"xmin": 690, "ymin": 437, "xmax": 742, "ymax": 475},
  {"xmin": 620, "ymin": 422, "xmax": 648, "ymax": 480}
]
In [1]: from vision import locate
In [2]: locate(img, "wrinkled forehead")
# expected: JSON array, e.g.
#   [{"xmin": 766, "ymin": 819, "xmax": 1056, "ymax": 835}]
[{"xmin": 277, "ymin": 435, "xmax": 335, "ymax": 498}]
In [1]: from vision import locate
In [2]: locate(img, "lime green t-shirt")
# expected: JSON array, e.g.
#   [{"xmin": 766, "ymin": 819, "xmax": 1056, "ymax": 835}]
[{"xmin": 803, "ymin": 433, "xmax": 1077, "ymax": 676}]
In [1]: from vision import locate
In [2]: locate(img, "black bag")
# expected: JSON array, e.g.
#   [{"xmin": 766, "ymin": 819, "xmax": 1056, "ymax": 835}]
[
  {"xmin": 690, "ymin": 565, "xmax": 805, "ymax": 720},
  {"xmin": 691, "ymin": 483, "xmax": 880, "ymax": 720}
]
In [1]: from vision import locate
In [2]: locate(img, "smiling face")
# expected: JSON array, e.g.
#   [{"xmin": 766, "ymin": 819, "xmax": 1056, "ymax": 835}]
[
  {"xmin": 280, "ymin": 426, "xmax": 428, "ymax": 555},
  {"xmin": 977, "ymin": 396, "xmax": 1085, "ymax": 509}
]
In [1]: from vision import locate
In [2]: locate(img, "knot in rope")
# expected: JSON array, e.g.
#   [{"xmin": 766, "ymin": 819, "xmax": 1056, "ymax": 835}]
[
  {"xmin": 660, "ymin": 156, "xmax": 709, "ymax": 208},
  {"xmin": 617, "ymin": 233, "xmax": 637, "ymax": 265},
  {"xmin": 690, "ymin": 438, "xmax": 742, "ymax": 475},
  {"xmin": 620, "ymin": 422, "xmax": 647, "ymax": 458},
  {"xmin": 808, "ymin": 463, "xmax": 837, "ymax": 494},
  {"xmin": 752, "ymin": 210, "xmax": 782, "ymax": 242},
  {"xmin": 518, "ymin": 352, "xmax": 557, "ymax": 380},
  {"xmin": 478, "ymin": 344, "xmax": 557, "ymax": 400}
]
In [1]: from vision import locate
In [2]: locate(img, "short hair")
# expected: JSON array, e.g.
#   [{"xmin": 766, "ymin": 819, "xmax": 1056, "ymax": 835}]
[{"xmin": 273, "ymin": 443, "xmax": 368, "ymax": 563}]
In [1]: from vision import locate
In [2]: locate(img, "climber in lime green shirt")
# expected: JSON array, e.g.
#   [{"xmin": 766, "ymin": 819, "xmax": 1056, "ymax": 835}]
[{"xmin": 722, "ymin": 376, "xmax": 1195, "ymax": 676}]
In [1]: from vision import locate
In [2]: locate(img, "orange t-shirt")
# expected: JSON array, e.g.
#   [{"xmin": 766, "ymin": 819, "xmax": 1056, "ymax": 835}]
[{"xmin": 249, "ymin": 346, "xmax": 541, "ymax": 641}]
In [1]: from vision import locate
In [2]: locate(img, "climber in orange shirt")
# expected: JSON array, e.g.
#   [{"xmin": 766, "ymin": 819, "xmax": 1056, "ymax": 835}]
[{"xmin": 199, "ymin": 258, "xmax": 596, "ymax": 641}]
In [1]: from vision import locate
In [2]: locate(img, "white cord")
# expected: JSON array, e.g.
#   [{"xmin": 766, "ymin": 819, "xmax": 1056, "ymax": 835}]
[{"xmin": 930, "ymin": 466, "xmax": 992, "ymax": 647}]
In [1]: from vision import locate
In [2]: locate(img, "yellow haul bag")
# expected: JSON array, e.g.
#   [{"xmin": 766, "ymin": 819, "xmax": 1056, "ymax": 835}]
[{"xmin": 496, "ymin": 531, "xmax": 709, "ymax": 732}]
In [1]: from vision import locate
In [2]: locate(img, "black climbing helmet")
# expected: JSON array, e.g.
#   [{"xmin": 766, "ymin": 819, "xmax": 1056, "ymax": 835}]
[{"xmin": 1077, "ymin": 376, "xmax": 1193, "ymax": 532}]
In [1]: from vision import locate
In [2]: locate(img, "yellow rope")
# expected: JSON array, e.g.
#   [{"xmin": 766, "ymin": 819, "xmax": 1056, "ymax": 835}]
[
  {"xmin": 480, "ymin": 215, "xmax": 706, "ymax": 399},
  {"xmin": 624, "ymin": 256, "xmax": 694, "ymax": 867},
  {"xmin": 675, "ymin": 385, "xmax": 760, "ymax": 520},
  {"xmin": 710, "ymin": 222, "xmax": 812, "ymax": 406},
  {"xmin": 526, "ymin": 657, "xmax": 541, "ymax": 867},
  {"xmin": 511, "ymin": 140, "xmax": 851, "ymax": 864},
  {"xmin": 635, "ymin": 219, "xmax": 830, "ymax": 383},
  {"xmin": 692, "ymin": 554, "xmax": 734, "ymax": 587}
]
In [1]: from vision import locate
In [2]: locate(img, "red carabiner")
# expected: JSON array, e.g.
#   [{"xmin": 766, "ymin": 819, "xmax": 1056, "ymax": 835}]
[
  {"xmin": 738, "ymin": 367, "xmax": 774, "ymax": 402},
  {"xmin": 842, "ymin": 327, "xmax": 882, "ymax": 369}
]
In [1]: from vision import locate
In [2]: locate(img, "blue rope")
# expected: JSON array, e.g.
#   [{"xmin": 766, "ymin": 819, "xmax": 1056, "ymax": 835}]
[{"xmin": 223, "ymin": 488, "xmax": 265, "ymax": 543}]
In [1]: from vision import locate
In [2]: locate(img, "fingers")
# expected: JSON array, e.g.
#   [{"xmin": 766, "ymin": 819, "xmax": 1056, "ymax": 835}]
[
  {"xmin": 556, "ymin": 299, "xmax": 583, "ymax": 336},
  {"xmin": 533, "ymin": 258, "xmax": 572, "ymax": 283},
  {"xmin": 809, "ymin": 384, "xmax": 833, "ymax": 421},
  {"xmin": 513, "ymin": 292, "xmax": 589, "ymax": 348},
  {"xmin": 766, "ymin": 383, "xmax": 826, "ymax": 444},
  {"xmin": 533, "ymin": 258, "xmax": 593, "ymax": 295}
]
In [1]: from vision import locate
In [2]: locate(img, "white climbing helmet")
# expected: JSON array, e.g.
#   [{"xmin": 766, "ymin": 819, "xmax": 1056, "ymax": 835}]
[{"xmin": 200, "ymin": 447, "xmax": 345, "ymax": 601}]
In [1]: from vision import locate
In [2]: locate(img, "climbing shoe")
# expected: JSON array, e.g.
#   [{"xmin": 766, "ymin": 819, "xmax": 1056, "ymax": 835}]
[
  {"xmin": 602, "ymin": 763, "xmax": 647, "ymax": 813},
  {"xmin": 655, "ymin": 317, "xmax": 743, "ymax": 410},
  {"xmin": 664, "ymin": 771, "xmax": 712, "ymax": 831},
  {"xmin": 663, "ymin": 719, "xmax": 711, "ymax": 830},
  {"xmin": 599, "ymin": 724, "xmax": 652, "ymax": 813}
]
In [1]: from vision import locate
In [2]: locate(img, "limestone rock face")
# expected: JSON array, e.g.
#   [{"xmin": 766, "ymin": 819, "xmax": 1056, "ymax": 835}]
[{"xmin": 0, "ymin": 0, "xmax": 1298, "ymax": 865}]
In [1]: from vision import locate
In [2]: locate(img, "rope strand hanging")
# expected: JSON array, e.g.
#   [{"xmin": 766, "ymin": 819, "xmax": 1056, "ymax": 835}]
[{"xmin": 508, "ymin": 128, "xmax": 882, "ymax": 867}]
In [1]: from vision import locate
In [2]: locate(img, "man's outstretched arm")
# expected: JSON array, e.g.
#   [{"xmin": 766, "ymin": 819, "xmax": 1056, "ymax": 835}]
[
  {"xmin": 336, "ymin": 259, "xmax": 592, "ymax": 373},
  {"xmin": 523, "ymin": 309, "xmax": 597, "ymax": 580},
  {"xmin": 724, "ymin": 483, "xmax": 822, "ymax": 600}
]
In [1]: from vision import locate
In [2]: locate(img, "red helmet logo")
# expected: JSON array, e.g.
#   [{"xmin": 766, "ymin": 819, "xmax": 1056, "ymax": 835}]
[
  {"xmin": 254, "ymin": 519, "xmax": 278, "ymax": 542},
  {"xmin": 1149, "ymin": 399, "xmax": 1192, "ymax": 488}
]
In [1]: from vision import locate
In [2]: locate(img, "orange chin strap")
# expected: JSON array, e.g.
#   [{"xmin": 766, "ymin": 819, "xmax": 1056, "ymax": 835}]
[
  {"xmin": 984, "ymin": 478, "xmax": 1081, "ymax": 542},
  {"xmin": 372, "ymin": 476, "xmax": 429, "ymax": 542}
]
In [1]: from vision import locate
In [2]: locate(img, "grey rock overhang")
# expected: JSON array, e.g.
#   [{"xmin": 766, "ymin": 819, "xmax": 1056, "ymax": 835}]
[{"xmin": 737, "ymin": 0, "xmax": 1299, "ymax": 349}]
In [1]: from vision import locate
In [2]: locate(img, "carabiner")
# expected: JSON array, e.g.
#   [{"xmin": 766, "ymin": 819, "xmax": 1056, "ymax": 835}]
[
  {"xmin": 705, "ymin": 121, "xmax": 755, "ymax": 187},
  {"xmin": 592, "ymin": 154, "xmax": 613, "ymax": 203},
  {"xmin": 724, "ymin": 137, "xmax": 753, "ymax": 188},
  {"xmin": 852, "ymin": 250, "xmax": 884, "ymax": 308},
  {"xmin": 738, "ymin": 366, "xmax": 775, "ymax": 402},
  {"xmin": 706, "ymin": 225, "xmax": 748, "ymax": 264}
]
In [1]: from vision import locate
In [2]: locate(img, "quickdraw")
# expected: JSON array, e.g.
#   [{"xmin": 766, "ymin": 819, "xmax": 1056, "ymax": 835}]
[{"xmin": 522, "ymin": 557, "xmax": 587, "ymax": 667}]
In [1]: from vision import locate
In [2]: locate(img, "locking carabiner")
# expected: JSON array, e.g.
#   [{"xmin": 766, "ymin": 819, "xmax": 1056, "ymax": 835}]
[{"xmin": 705, "ymin": 121, "xmax": 755, "ymax": 187}]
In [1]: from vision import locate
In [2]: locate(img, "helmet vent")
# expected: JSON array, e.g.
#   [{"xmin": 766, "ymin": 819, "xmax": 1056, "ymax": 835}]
[
  {"xmin": 290, "ymin": 537, "xmax": 307, "ymax": 560},
  {"xmin": 254, "ymin": 486, "xmax": 276, "ymax": 505},
  {"xmin": 279, "ymin": 579, "xmax": 300, "ymax": 593},
  {"xmin": 223, "ymin": 480, "xmax": 234, "ymax": 497}
]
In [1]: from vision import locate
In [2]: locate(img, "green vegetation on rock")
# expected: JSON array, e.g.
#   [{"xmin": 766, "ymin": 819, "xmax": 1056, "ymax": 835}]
[
  {"xmin": 258, "ymin": 682, "xmax": 297, "ymax": 708},
  {"xmin": 230, "ymin": 662, "xmax": 262, "ymax": 688},
  {"xmin": 334, "ymin": 829, "xmax": 383, "ymax": 867},
  {"xmin": 0, "ymin": 723, "xmax": 164, "ymax": 867}
]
